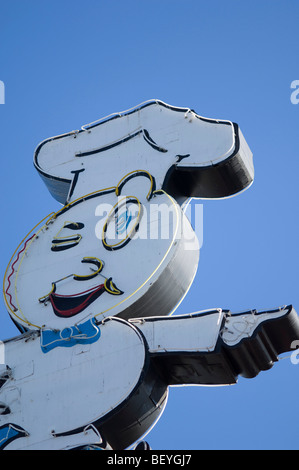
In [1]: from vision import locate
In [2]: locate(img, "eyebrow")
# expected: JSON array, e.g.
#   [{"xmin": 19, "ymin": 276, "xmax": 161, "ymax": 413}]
[{"xmin": 51, "ymin": 222, "xmax": 84, "ymax": 252}]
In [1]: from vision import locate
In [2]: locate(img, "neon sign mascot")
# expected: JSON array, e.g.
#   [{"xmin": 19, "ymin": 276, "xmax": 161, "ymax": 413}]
[{"xmin": 1, "ymin": 100, "xmax": 298, "ymax": 450}]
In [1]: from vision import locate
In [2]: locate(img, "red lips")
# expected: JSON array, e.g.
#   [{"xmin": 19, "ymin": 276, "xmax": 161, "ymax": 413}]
[{"xmin": 49, "ymin": 283, "xmax": 106, "ymax": 318}]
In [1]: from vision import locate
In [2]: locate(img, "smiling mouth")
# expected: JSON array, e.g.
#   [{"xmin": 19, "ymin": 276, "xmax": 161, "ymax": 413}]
[{"xmin": 40, "ymin": 278, "xmax": 123, "ymax": 318}]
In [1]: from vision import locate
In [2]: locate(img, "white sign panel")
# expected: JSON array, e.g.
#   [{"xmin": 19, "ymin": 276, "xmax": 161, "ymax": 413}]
[{"xmin": 1, "ymin": 100, "xmax": 298, "ymax": 451}]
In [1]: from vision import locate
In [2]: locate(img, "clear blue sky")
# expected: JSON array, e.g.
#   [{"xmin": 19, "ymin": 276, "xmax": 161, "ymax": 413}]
[{"xmin": 0, "ymin": 0, "xmax": 298, "ymax": 450}]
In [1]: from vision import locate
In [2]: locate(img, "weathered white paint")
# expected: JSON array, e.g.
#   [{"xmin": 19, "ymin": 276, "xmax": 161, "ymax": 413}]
[{"xmin": 1, "ymin": 319, "xmax": 145, "ymax": 449}]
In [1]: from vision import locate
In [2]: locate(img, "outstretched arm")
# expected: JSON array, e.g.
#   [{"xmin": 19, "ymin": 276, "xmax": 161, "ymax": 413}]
[{"xmin": 130, "ymin": 305, "xmax": 299, "ymax": 386}]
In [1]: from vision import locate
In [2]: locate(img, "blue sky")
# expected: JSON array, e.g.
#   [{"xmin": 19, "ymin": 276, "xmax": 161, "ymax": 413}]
[{"xmin": 0, "ymin": 0, "xmax": 298, "ymax": 450}]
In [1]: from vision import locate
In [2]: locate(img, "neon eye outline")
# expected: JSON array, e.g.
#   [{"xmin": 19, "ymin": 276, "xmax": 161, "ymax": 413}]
[{"xmin": 102, "ymin": 197, "xmax": 142, "ymax": 251}]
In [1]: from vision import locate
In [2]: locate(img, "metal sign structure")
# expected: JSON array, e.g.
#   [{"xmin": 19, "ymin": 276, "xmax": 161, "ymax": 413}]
[{"xmin": 1, "ymin": 100, "xmax": 299, "ymax": 450}]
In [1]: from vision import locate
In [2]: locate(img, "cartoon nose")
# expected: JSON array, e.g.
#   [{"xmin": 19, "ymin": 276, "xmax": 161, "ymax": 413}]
[{"xmin": 73, "ymin": 257, "xmax": 104, "ymax": 281}]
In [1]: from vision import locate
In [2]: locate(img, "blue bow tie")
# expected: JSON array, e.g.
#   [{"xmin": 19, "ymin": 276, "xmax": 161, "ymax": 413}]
[{"xmin": 40, "ymin": 317, "xmax": 101, "ymax": 353}]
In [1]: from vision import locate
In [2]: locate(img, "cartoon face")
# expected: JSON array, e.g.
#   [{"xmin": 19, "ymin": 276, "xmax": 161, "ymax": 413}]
[
  {"xmin": 4, "ymin": 100, "xmax": 253, "ymax": 332},
  {"xmin": 4, "ymin": 171, "xmax": 199, "ymax": 331}
]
